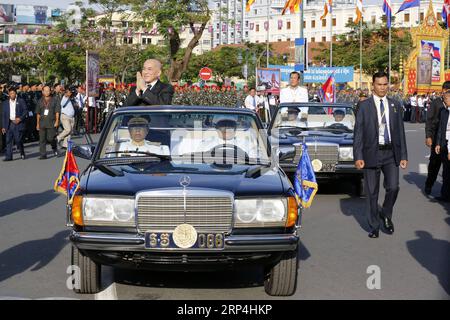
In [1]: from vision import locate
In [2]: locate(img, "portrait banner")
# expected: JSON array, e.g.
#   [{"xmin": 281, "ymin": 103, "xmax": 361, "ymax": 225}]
[
  {"xmin": 256, "ymin": 68, "xmax": 281, "ymax": 94},
  {"xmin": 86, "ymin": 51, "xmax": 100, "ymax": 98}
]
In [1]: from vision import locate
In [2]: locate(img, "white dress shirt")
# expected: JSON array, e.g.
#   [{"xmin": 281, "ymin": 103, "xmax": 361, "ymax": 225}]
[
  {"xmin": 279, "ymin": 86, "xmax": 308, "ymax": 103},
  {"xmin": 244, "ymin": 94, "xmax": 257, "ymax": 110},
  {"xmin": 9, "ymin": 99, "xmax": 16, "ymax": 121},
  {"xmin": 373, "ymin": 95, "xmax": 392, "ymax": 145},
  {"xmin": 118, "ymin": 140, "xmax": 170, "ymax": 156}
]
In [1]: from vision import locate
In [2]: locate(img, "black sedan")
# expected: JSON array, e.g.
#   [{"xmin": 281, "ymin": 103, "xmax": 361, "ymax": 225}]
[
  {"xmin": 268, "ymin": 103, "xmax": 364, "ymax": 195},
  {"xmin": 69, "ymin": 106, "xmax": 301, "ymax": 296}
]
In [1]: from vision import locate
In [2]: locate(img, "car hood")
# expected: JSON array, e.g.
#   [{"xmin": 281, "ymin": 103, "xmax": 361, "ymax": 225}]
[
  {"xmin": 271, "ymin": 130, "xmax": 353, "ymax": 145},
  {"xmin": 82, "ymin": 165, "xmax": 290, "ymax": 197}
]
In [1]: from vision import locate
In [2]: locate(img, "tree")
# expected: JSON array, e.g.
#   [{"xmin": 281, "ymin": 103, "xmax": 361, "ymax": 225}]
[
  {"xmin": 128, "ymin": 0, "xmax": 212, "ymax": 82},
  {"xmin": 313, "ymin": 18, "xmax": 413, "ymax": 81}
]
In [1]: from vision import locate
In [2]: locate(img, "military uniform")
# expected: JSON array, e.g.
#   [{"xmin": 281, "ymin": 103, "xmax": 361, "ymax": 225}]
[
  {"xmin": 35, "ymin": 96, "xmax": 61, "ymax": 157},
  {"xmin": 118, "ymin": 140, "xmax": 170, "ymax": 156}
]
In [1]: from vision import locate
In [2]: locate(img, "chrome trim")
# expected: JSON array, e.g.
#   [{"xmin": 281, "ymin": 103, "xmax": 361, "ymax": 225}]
[
  {"xmin": 134, "ymin": 188, "xmax": 234, "ymax": 234},
  {"xmin": 70, "ymin": 231, "xmax": 298, "ymax": 252}
]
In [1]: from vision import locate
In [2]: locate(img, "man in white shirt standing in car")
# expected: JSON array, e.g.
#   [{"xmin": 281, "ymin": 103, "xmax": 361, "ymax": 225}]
[{"xmin": 280, "ymin": 72, "xmax": 309, "ymax": 104}]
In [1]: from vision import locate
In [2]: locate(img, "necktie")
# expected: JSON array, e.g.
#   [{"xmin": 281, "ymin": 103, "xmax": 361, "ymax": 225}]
[
  {"xmin": 252, "ymin": 97, "xmax": 256, "ymax": 108},
  {"xmin": 380, "ymin": 99, "xmax": 390, "ymax": 144}
]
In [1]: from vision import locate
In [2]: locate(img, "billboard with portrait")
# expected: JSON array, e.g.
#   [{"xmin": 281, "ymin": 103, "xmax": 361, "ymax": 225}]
[
  {"xmin": 87, "ymin": 51, "xmax": 100, "ymax": 98},
  {"xmin": 0, "ymin": 4, "xmax": 14, "ymax": 24},
  {"xmin": 256, "ymin": 68, "xmax": 281, "ymax": 94},
  {"xmin": 16, "ymin": 5, "xmax": 54, "ymax": 25},
  {"xmin": 418, "ymin": 40, "xmax": 442, "ymax": 86}
]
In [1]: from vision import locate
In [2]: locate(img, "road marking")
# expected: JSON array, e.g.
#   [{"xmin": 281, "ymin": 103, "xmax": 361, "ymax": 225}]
[
  {"xmin": 419, "ymin": 163, "xmax": 428, "ymax": 174},
  {"xmin": 405, "ymin": 130, "xmax": 418, "ymax": 132},
  {"xmin": 95, "ymin": 267, "xmax": 117, "ymax": 300}
]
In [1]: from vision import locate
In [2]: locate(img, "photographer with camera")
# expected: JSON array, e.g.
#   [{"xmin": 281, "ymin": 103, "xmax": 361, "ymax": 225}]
[{"xmin": 56, "ymin": 87, "xmax": 77, "ymax": 149}]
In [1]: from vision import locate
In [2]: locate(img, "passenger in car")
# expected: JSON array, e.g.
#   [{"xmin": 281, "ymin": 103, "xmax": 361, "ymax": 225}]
[
  {"xmin": 118, "ymin": 117, "xmax": 170, "ymax": 155},
  {"xmin": 324, "ymin": 109, "xmax": 353, "ymax": 129},
  {"xmin": 200, "ymin": 119, "xmax": 259, "ymax": 159}
]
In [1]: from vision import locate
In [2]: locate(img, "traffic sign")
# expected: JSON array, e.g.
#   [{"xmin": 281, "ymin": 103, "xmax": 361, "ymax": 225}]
[{"xmin": 199, "ymin": 67, "xmax": 212, "ymax": 81}]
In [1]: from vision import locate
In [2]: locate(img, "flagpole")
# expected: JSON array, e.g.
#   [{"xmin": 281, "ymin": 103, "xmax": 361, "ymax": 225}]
[
  {"xmin": 300, "ymin": 0, "xmax": 304, "ymax": 85},
  {"xmin": 360, "ymin": 17, "xmax": 363, "ymax": 89},
  {"xmin": 389, "ymin": 24, "xmax": 392, "ymax": 89},
  {"xmin": 266, "ymin": 0, "xmax": 270, "ymax": 67},
  {"xmin": 329, "ymin": 5, "xmax": 333, "ymax": 67},
  {"xmin": 65, "ymin": 140, "xmax": 72, "ymax": 227},
  {"xmin": 448, "ymin": 28, "xmax": 449, "ymax": 70}
]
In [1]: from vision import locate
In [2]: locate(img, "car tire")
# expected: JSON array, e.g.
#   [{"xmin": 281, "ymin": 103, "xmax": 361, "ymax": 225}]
[
  {"xmin": 264, "ymin": 250, "xmax": 298, "ymax": 296},
  {"xmin": 71, "ymin": 245, "xmax": 101, "ymax": 294},
  {"xmin": 356, "ymin": 177, "xmax": 365, "ymax": 197}
]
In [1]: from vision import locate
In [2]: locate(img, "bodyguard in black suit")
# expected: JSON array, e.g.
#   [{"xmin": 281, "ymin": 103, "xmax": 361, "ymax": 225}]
[
  {"xmin": 125, "ymin": 59, "xmax": 174, "ymax": 107},
  {"xmin": 354, "ymin": 72, "xmax": 408, "ymax": 238},
  {"xmin": 424, "ymin": 82, "xmax": 450, "ymax": 196},
  {"xmin": 435, "ymin": 101, "xmax": 450, "ymax": 201},
  {"xmin": 1, "ymin": 87, "xmax": 27, "ymax": 161}
]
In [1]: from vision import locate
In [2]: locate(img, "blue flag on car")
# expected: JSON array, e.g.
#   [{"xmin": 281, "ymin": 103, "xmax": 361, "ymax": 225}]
[{"xmin": 294, "ymin": 143, "xmax": 318, "ymax": 208}]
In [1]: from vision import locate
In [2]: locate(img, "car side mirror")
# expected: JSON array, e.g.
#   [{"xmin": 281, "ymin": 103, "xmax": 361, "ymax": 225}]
[{"xmin": 73, "ymin": 144, "xmax": 96, "ymax": 160}]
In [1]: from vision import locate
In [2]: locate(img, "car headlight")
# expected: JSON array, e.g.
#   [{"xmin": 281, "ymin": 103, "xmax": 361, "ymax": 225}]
[
  {"xmin": 83, "ymin": 197, "xmax": 135, "ymax": 226},
  {"xmin": 339, "ymin": 147, "xmax": 353, "ymax": 161},
  {"xmin": 234, "ymin": 198, "xmax": 287, "ymax": 228}
]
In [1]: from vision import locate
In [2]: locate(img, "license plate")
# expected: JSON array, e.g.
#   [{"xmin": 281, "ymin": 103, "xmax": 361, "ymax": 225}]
[
  {"xmin": 145, "ymin": 232, "xmax": 225, "ymax": 249},
  {"xmin": 319, "ymin": 163, "xmax": 336, "ymax": 172}
]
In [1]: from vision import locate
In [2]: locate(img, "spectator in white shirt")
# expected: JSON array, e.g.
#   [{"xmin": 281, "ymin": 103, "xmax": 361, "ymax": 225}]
[
  {"xmin": 56, "ymin": 88, "xmax": 76, "ymax": 149},
  {"xmin": 244, "ymin": 88, "xmax": 258, "ymax": 111},
  {"xmin": 280, "ymin": 72, "xmax": 309, "ymax": 103}
]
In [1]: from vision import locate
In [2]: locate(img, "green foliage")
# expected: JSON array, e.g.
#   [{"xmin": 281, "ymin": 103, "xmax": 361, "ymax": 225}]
[{"xmin": 313, "ymin": 20, "xmax": 413, "ymax": 81}]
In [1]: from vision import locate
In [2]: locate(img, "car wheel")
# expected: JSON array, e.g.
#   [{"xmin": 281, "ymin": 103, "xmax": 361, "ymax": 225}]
[
  {"xmin": 71, "ymin": 245, "xmax": 101, "ymax": 294},
  {"xmin": 264, "ymin": 250, "xmax": 298, "ymax": 296}
]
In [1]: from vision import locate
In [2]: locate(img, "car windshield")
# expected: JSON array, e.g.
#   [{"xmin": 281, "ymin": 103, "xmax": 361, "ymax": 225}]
[
  {"xmin": 98, "ymin": 111, "xmax": 270, "ymax": 169},
  {"xmin": 272, "ymin": 105, "xmax": 355, "ymax": 132}
]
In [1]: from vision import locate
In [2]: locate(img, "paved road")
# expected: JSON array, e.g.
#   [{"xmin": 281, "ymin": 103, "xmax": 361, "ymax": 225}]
[{"xmin": 0, "ymin": 123, "xmax": 448, "ymax": 300}]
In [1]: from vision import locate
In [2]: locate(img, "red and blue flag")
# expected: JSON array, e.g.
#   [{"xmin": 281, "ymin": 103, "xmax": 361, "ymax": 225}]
[
  {"xmin": 383, "ymin": 0, "xmax": 392, "ymax": 28},
  {"xmin": 443, "ymin": 0, "xmax": 450, "ymax": 28},
  {"xmin": 54, "ymin": 140, "xmax": 80, "ymax": 204},
  {"xmin": 396, "ymin": 0, "xmax": 420, "ymax": 14},
  {"xmin": 320, "ymin": 73, "xmax": 336, "ymax": 104}
]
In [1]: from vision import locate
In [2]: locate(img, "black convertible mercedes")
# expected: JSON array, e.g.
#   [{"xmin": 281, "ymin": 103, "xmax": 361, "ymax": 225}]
[
  {"xmin": 69, "ymin": 106, "xmax": 300, "ymax": 296},
  {"xmin": 268, "ymin": 103, "xmax": 364, "ymax": 195}
]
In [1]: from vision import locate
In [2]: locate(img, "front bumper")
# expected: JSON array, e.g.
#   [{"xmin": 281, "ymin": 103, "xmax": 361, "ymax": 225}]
[
  {"xmin": 70, "ymin": 231, "xmax": 298, "ymax": 252},
  {"xmin": 70, "ymin": 231, "xmax": 298, "ymax": 270}
]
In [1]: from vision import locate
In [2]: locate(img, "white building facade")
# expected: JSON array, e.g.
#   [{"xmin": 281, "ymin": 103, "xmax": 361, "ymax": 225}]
[{"xmin": 243, "ymin": 0, "xmax": 444, "ymax": 44}]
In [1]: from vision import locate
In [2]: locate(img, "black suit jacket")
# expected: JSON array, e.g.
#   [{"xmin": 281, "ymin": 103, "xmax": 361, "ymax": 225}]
[
  {"xmin": 2, "ymin": 98, "xmax": 28, "ymax": 131},
  {"xmin": 124, "ymin": 80, "xmax": 174, "ymax": 107},
  {"xmin": 425, "ymin": 98, "xmax": 445, "ymax": 140},
  {"xmin": 353, "ymin": 96, "xmax": 408, "ymax": 167},
  {"xmin": 436, "ymin": 107, "xmax": 449, "ymax": 149}
]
